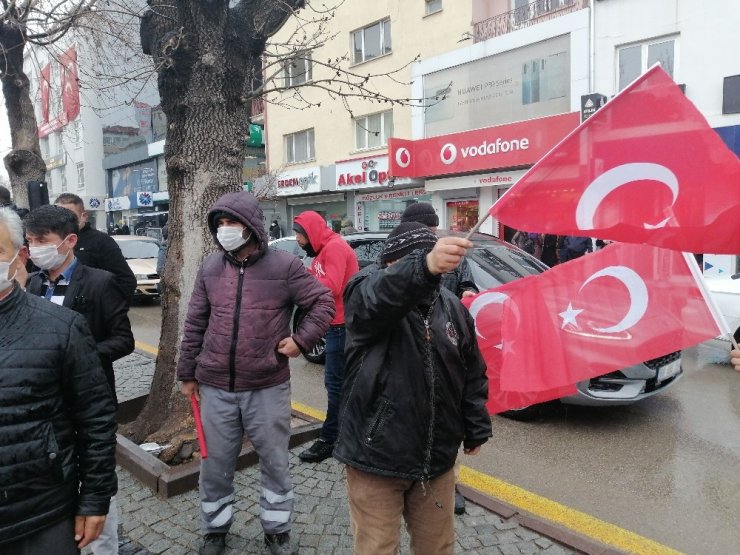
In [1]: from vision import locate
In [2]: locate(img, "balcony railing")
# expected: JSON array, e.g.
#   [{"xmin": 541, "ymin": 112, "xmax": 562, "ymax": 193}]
[
  {"xmin": 474, "ymin": 0, "xmax": 589, "ymax": 42},
  {"xmin": 251, "ymin": 97, "xmax": 265, "ymax": 118}
]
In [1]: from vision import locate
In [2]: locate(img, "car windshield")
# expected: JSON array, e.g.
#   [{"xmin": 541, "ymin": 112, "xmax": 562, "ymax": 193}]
[
  {"xmin": 118, "ymin": 240, "xmax": 159, "ymax": 259},
  {"xmin": 466, "ymin": 239, "xmax": 547, "ymax": 290}
]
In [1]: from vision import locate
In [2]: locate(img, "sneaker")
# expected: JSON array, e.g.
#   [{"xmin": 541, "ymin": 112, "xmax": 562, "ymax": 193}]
[
  {"xmin": 298, "ymin": 439, "xmax": 334, "ymax": 463},
  {"xmin": 264, "ymin": 532, "xmax": 298, "ymax": 555},
  {"xmin": 454, "ymin": 485, "xmax": 466, "ymax": 515},
  {"xmin": 199, "ymin": 532, "xmax": 226, "ymax": 555}
]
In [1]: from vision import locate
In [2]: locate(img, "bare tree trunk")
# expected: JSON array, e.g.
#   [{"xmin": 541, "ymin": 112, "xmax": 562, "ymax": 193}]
[{"xmin": 0, "ymin": 24, "xmax": 46, "ymax": 207}]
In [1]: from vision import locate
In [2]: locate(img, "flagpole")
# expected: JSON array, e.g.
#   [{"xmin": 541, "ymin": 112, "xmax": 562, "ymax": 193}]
[
  {"xmin": 465, "ymin": 211, "xmax": 491, "ymax": 240},
  {"xmin": 682, "ymin": 252, "xmax": 739, "ymax": 350}
]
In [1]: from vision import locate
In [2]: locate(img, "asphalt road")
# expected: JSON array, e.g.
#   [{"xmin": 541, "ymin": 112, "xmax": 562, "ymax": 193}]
[{"xmin": 129, "ymin": 302, "xmax": 739, "ymax": 555}]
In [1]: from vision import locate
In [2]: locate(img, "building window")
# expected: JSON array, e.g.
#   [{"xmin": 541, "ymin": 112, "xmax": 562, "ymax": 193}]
[
  {"xmin": 40, "ymin": 137, "xmax": 49, "ymax": 159},
  {"xmin": 72, "ymin": 120, "xmax": 82, "ymax": 148},
  {"xmin": 283, "ymin": 54, "xmax": 313, "ymax": 87},
  {"xmin": 285, "ymin": 129, "xmax": 315, "ymax": 164},
  {"xmin": 355, "ymin": 111, "xmax": 393, "ymax": 150},
  {"xmin": 425, "ymin": 0, "xmax": 442, "ymax": 15},
  {"xmin": 76, "ymin": 162, "xmax": 85, "ymax": 190},
  {"xmin": 618, "ymin": 38, "xmax": 676, "ymax": 90},
  {"xmin": 352, "ymin": 19, "xmax": 392, "ymax": 64},
  {"xmin": 59, "ymin": 168, "xmax": 67, "ymax": 192}
]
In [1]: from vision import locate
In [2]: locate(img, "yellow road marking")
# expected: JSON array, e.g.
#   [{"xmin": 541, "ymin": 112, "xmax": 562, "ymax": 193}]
[
  {"xmin": 133, "ymin": 339, "xmax": 681, "ymax": 554},
  {"xmin": 135, "ymin": 340, "xmax": 159, "ymax": 356},
  {"xmin": 459, "ymin": 466, "xmax": 683, "ymax": 555}
]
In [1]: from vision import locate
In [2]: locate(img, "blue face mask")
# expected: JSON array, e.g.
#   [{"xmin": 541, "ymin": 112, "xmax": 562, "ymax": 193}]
[{"xmin": 0, "ymin": 251, "xmax": 19, "ymax": 291}]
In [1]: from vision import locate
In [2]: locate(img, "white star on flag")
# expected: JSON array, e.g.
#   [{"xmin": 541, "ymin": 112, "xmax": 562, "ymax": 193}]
[{"xmin": 559, "ymin": 303, "xmax": 583, "ymax": 329}]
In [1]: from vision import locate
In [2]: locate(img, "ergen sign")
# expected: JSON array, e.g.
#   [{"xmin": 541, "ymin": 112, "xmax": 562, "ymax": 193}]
[{"xmin": 389, "ymin": 112, "xmax": 579, "ymax": 179}]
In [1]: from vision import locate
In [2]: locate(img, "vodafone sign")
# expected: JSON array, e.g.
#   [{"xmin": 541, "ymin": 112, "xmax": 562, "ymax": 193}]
[{"xmin": 389, "ymin": 112, "xmax": 579, "ymax": 179}]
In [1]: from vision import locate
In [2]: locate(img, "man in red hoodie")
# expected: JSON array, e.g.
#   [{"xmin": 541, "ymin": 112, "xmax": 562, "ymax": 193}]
[{"xmin": 293, "ymin": 211, "xmax": 360, "ymax": 462}]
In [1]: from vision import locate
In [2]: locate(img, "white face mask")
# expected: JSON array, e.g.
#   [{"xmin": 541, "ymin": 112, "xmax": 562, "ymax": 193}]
[
  {"xmin": 29, "ymin": 236, "xmax": 71, "ymax": 270},
  {"xmin": 217, "ymin": 225, "xmax": 251, "ymax": 252},
  {"xmin": 0, "ymin": 251, "xmax": 19, "ymax": 291}
]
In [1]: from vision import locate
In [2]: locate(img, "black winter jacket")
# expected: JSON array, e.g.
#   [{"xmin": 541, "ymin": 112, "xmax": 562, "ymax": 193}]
[
  {"xmin": 334, "ymin": 250, "xmax": 491, "ymax": 481},
  {"xmin": 440, "ymin": 257, "xmax": 478, "ymax": 298},
  {"xmin": 75, "ymin": 223, "xmax": 137, "ymax": 303},
  {"xmin": 27, "ymin": 263, "xmax": 135, "ymax": 404},
  {"xmin": 0, "ymin": 286, "xmax": 118, "ymax": 544}
]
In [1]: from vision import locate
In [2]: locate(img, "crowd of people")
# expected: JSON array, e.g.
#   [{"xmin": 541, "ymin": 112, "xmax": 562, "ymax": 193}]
[{"xmin": 510, "ymin": 230, "xmax": 609, "ymax": 265}]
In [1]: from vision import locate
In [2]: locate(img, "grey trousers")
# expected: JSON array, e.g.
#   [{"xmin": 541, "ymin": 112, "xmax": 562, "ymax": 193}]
[{"xmin": 199, "ymin": 382, "xmax": 294, "ymax": 536}]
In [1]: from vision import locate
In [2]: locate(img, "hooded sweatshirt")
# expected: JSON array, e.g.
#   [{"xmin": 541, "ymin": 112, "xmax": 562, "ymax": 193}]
[
  {"xmin": 294, "ymin": 211, "xmax": 359, "ymax": 326},
  {"xmin": 176, "ymin": 192, "xmax": 334, "ymax": 391}
]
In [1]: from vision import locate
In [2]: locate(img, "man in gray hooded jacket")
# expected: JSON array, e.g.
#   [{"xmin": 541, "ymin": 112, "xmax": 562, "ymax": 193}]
[{"xmin": 177, "ymin": 192, "xmax": 334, "ymax": 555}]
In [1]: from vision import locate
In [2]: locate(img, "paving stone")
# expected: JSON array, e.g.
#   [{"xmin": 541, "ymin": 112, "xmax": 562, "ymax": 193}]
[
  {"xmin": 500, "ymin": 543, "xmax": 523, "ymax": 555},
  {"xmin": 542, "ymin": 545, "xmax": 569, "ymax": 555},
  {"xmin": 535, "ymin": 538, "xmax": 553, "ymax": 549}
]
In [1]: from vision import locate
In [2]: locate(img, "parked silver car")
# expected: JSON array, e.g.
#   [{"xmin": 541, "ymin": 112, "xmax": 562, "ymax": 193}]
[{"xmin": 270, "ymin": 231, "xmax": 683, "ymax": 418}]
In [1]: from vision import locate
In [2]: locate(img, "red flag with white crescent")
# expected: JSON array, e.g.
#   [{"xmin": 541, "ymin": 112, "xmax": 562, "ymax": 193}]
[
  {"xmin": 39, "ymin": 63, "xmax": 51, "ymax": 124},
  {"xmin": 490, "ymin": 65, "xmax": 740, "ymax": 254},
  {"xmin": 496, "ymin": 243, "xmax": 723, "ymax": 393},
  {"xmin": 59, "ymin": 46, "xmax": 80, "ymax": 121},
  {"xmin": 463, "ymin": 278, "xmax": 577, "ymax": 414}
]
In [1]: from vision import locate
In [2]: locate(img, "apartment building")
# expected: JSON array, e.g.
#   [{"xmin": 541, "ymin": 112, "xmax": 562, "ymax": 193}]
[
  {"xmin": 28, "ymin": 34, "xmax": 169, "ymax": 233},
  {"xmin": 265, "ymin": 0, "xmax": 473, "ymax": 233}
]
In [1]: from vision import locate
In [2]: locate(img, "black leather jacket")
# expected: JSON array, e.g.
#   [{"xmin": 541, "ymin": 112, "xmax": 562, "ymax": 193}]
[
  {"xmin": 0, "ymin": 286, "xmax": 117, "ymax": 544},
  {"xmin": 334, "ymin": 250, "xmax": 491, "ymax": 481}
]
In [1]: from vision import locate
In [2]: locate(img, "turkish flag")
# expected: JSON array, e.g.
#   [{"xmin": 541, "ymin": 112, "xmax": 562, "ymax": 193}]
[
  {"xmin": 59, "ymin": 47, "xmax": 80, "ymax": 121},
  {"xmin": 463, "ymin": 278, "xmax": 577, "ymax": 414},
  {"xmin": 490, "ymin": 65, "xmax": 740, "ymax": 254},
  {"xmin": 39, "ymin": 63, "xmax": 51, "ymax": 124},
  {"xmin": 494, "ymin": 242, "xmax": 723, "ymax": 393}
]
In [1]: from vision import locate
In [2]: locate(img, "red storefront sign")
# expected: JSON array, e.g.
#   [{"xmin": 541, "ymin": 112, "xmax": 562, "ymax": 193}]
[{"xmin": 388, "ymin": 112, "xmax": 579, "ymax": 179}]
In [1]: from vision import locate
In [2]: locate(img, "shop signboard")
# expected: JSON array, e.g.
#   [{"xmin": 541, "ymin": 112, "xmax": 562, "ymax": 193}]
[
  {"xmin": 111, "ymin": 159, "xmax": 158, "ymax": 197},
  {"xmin": 105, "ymin": 196, "xmax": 131, "ymax": 212},
  {"xmin": 335, "ymin": 155, "xmax": 390, "ymax": 190},
  {"xmin": 423, "ymin": 35, "xmax": 570, "ymax": 136},
  {"xmin": 45, "ymin": 154, "xmax": 66, "ymax": 170},
  {"xmin": 388, "ymin": 112, "xmax": 579, "ymax": 179},
  {"xmin": 581, "ymin": 93, "xmax": 607, "ymax": 123},
  {"xmin": 425, "ymin": 169, "xmax": 528, "ymax": 191},
  {"xmin": 84, "ymin": 196, "xmax": 104, "ymax": 211},
  {"xmin": 274, "ymin": 166, "xmax": 323, "ymax": 196},
  {"xmin": 355, "ymin": 187, "xmax": 428, "ymax": 203}
]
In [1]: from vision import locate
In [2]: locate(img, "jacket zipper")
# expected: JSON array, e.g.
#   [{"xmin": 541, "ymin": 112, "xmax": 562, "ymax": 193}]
[
  {"xmin": 365, "ymin": 398, "xmax": 390, "ymax": 445},
  {"xmin": 229, "ymin": 264, "xmax": 246, "ymax": 392},
  {"xmin": 419, "ymin": 295, "xmax": 438, "ymax": 480}
]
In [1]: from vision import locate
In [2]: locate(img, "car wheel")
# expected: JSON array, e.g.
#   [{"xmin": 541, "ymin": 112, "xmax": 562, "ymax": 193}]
[
  {"xmin": 500, "ymin": 405, "xmax": 542, "ymax": 421},
  {"xmin": 292, "ymin": 307, "xmax": 327, "ymax": 365}
]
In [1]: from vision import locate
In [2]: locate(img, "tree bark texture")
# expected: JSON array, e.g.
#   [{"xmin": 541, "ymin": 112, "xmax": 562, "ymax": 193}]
[
  {"xmin": 131, "ymin": 0, "xmax": 303, "ymax": 444},
  {"xmin": 0, "ymin": 20, "xmax": 46, "ymax": 208}
]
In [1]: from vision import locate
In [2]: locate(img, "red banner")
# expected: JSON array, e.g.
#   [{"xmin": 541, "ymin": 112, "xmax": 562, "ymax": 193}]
[
  {"xmin": 39, "ymin": 63, "xmax": 51, "ymax": 124},
  {"xmin": 490, "ymin": 66, "xmax": 740, "ymax": 254},
  {"xmin": 389, "ymin": 112, "xmax": 579, "ymax": 179},
  {"xmin": 59, "ymin": 46, "xmax": 80, "ymax": 121}
]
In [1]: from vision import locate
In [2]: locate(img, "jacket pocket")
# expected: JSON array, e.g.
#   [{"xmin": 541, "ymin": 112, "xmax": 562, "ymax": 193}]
[
  {"xmin": 364, "ymin": 398, "xmax": 392, "ymax": 446},
  {"xmin": 44, "ymin": 424, "xmax": 64, "ymax": 484}
]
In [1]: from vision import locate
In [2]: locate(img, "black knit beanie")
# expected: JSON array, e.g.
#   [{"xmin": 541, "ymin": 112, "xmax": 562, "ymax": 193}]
[
  {"xmin": 381, "ymin": 222, "xmax": 438, "ymax": 265},
  {"xmin": 401, "ymin": 202, "xmax": 439, "ymax": 228}
]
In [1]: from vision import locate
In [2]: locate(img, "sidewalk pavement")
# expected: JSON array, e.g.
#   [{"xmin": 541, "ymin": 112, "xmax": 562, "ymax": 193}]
[{"xmin": 108, "ymin": 352, "xmax": 580, "ymax": 555}]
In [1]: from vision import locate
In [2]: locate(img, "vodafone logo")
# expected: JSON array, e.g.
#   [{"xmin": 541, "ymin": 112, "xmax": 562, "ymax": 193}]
[
  {"xmin": 395, "ymin": 147, "xmax": 411, "ymax": 168},
  {"xmin": 440, "ymin": 143, "xmax": 457, "ymax": 165}
]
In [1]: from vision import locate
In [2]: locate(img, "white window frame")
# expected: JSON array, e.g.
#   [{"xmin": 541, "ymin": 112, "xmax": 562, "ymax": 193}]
[
  {"xmin": 354, "ymin": 110, "xmax": 394, "ymax": 151},
  {"xmin": 284, "ymin": 129, "xmax": 315, "ymax": 164},
  {"xmin": 425, "ymin": 0, "xmax": 443, "ymax": 16},
  {"xmin": 351, "ymin": 18, "xmax": 392, "ymax": 65},
  {"xmin": 59, "ymin": 168, "xmax": 67, "ymax": 192},
  {"xmin": 616, "ymin": 36, "xmax": 677, "ymax": 91},
  {"xmin": 76, "ymin": 162, "xmax": 85, "ymax": 190},
  {"xmin": 283, "ymin": 53, "xmax": 313, "ymax": 87}
]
